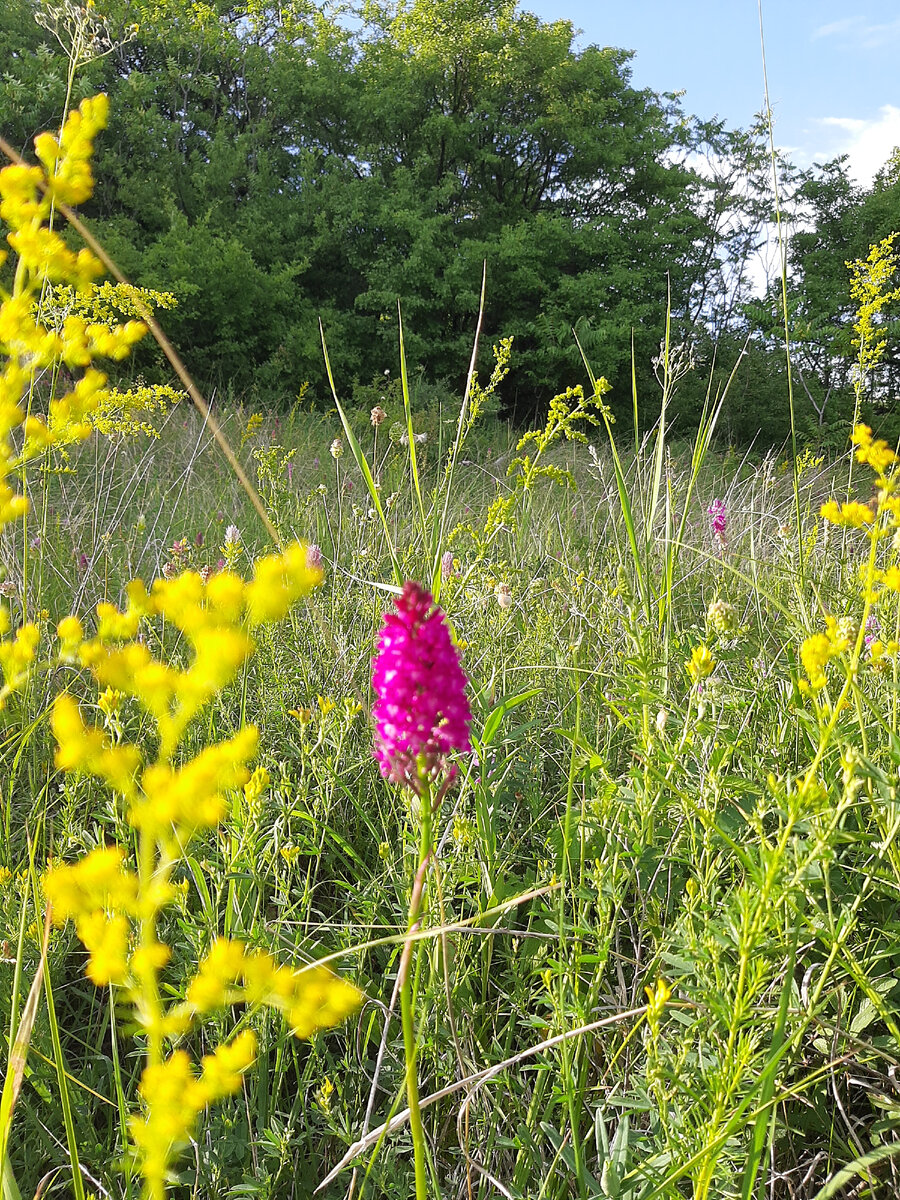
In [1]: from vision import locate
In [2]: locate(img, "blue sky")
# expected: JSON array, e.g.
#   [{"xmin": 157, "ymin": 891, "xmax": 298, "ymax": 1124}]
[{"xmin": 525, "ymin": 1, "xmax": 900, "ymax": 185}]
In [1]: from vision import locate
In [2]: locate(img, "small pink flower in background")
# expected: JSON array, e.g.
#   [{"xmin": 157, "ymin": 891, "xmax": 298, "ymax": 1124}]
[
  {"xmin": 195, "ymin": 532, "xmax": 204, "ymax": 549},
  {"xmin": 708, "ymin": 498, "xmax": 727, "ymax": 546},
  {"xmin": 441, "ymin": 550, "xmax": 455, "ymax": 579},
  {"xmin": 306, "ymin": 544, "xmax": 322, "ymax": 570},
  {"xmin": 372, "ymin": 582, "xmax": 471, "ymax": 794},
  {"xmin": 78, "ymin": 553, "xmax": 88, "ymax": 571},
  {"xmin": 171, "ymin": 537, "xmax": 190, "ymax": 559},
  {"xmin": 286, "ymin": 461, "xmax": 294, "ymax": 484}
]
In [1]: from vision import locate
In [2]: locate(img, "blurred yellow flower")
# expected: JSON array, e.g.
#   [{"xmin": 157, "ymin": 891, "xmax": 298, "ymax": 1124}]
[{"xmin": 686, "ymin": 645, "xmax": 714, "ymax": 684}]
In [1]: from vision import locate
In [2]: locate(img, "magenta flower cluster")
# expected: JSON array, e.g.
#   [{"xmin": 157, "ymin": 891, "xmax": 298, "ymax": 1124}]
[
  {"xmin": 372, "ymin": 582, "xmax": 471, "ymax": 793},
  {"xmin": 708, "ymin": 498, "xmax": 727, "ymax": 541}
]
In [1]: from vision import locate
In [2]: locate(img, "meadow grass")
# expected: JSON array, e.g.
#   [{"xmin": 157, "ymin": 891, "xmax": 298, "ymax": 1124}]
[
  {"xmin": 3, "ymin": 77, "xmax": 900, "ymax": 1200},
  {"xmin": 4, "ymin": 379, "xmax": 900, "ymax": 1199}
]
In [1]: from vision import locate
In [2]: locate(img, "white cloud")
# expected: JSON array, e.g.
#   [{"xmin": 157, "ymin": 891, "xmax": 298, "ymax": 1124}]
[
  {"xmin": 812, "ymin": 15, "xmax": 900, "ymax": 49},
  {"xmin": 814, "ymin": 17, "xmax": 860, "ymax": 39},
  {"xmin": 814, "ymin": 104, "xmax": 900, "ymax": 185}
]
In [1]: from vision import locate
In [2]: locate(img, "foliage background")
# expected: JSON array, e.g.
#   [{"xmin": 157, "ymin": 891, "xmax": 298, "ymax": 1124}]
[{"xmin": 5, "ymin": 0, "xmax": 898, "ymax": 438}]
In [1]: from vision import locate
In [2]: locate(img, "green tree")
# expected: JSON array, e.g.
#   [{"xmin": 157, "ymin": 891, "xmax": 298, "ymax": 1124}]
[
  {"xmin": 742, "ymin": 153, "xmax": 900, "ymax": 444},
  {"xmin": 0, "ymin": 0, "xmax": 784, "ymax": 415}
]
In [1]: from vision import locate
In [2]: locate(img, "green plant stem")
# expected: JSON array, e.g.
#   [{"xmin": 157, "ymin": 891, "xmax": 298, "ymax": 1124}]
[{"xmin": 399, "ymin": 764, "xmax": 435, "ymax": 1200}]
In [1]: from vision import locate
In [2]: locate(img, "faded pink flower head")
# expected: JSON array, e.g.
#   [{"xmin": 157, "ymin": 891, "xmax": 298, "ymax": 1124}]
[
  {"xmin": 372, "ymin": 582, "xmax": 471, "ymax": 793},
  {"xmin": 708, "ymin": 498, "xmax": 727, "ymax": 542}
]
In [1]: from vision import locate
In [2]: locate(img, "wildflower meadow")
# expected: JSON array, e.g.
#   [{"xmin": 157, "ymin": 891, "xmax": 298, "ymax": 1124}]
[{"xmin": 3, "ymin": 10, "xmax": 900, "ymax": 1200}]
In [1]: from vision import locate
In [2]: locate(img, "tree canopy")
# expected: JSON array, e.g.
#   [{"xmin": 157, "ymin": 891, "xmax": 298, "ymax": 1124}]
[{"xmin": 2, "ymin": 0, "xmax": 897, "ymax": 436}]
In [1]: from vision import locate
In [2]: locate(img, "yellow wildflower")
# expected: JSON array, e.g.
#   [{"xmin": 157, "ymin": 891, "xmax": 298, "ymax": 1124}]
[
  {"xmin": 56, "ymin": 615, "xmax": 83, "ymax": 658},
  {"xmin": 0, "ymin": 163, "xmax": 46, "ymax": 228},
  {"xmin": 241, "ymin": 952, "xmax": 361, "ymax": 1038},
  {"xmin": 51, "ymin": 694, "xmax": 141, "ymax": 797},
  {"xmin": 875, "ymin": 566, "xmax": 900, "ymax": 593},
  {"xmin": 34, "ymin": 93, "xmax": 109, "ymax": 207},
  {"xmin": 44, "ymin": 846, "xmax": 138, "ymax": 923},
  {"xmin": 686, "ymin": 644, "xmax": 714, "ymax": 684},
  {"xmin": 645, "ymin": 978, "xmax": 672, "ymax": 1038},
  {"xmin": 0, "ymin": 623, "xmax": 40, "ymax": 696},
  {"xmin": 136, "ymin": 727, "xmax": 258, "ymax": 836},
  {"xmin": 77, "ymin": 910, "xmax": 130, "ymax": 985},
  {"xmin": 0, "ymin": 482, "xmax": 29, "ymax": 528},
  {"xmin": 6, "ymin": 227, "xmax": 103, "ymax": 289},
  {"xmin": 186, "ymin": 938, "xmax": 248, "ymax": 1012},
  {"xmin": 245, "ymin": 542, "xmax": 323, "ymax": 625},
  {"xmin": 800, "ymin": 617, "xmax": 850, "ymax": 690},
  {"xmin": 799, "ymin": 639, "xmax": 830, "ymax": 689},
  {"xmin": 205, "ymin": 570, "xmax": 245, "ymax": 622},
  {"xmin": 129, "ymin": 1052, "xmax": 209, "ymax": 1189},
  {"xmin": 243, "ymin": 766, "xmax": 269, "ymax": 804},
  {"xmin": 819, "ymin": 499, "xmax": 875, "ymax": 527},
  {"xmin": 198, "ymin": 1030, "xmax": 257, "ymax": 1101},
  {"xmin": 0, "ymin": 296, "xmax": 62, "ymax": 367},
  {"xmin": 852, "ymin": 423, "xmax": 897, "ymax": 477}
]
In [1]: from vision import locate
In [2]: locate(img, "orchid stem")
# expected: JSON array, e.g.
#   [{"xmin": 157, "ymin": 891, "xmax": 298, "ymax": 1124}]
[{"xmin": 400, "ymin": 762, "xmax": 434, "ymax": 1200}]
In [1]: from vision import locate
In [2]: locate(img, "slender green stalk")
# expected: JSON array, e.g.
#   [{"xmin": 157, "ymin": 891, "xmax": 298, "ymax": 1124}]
[
  {"xmin": 41, "ymin": 954, "xmax": 86, "ymax": 1200},
  {"xmin": 399, "ymin": 762, "xmax": 435, "ymax": 1200}
]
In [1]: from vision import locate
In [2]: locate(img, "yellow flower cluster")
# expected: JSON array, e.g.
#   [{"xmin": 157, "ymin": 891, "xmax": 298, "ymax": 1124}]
[
  {"xmin": 848, "ymin": 236, "xmax": 900, "ymax": 383},
  {"xmin": 129, "ymin": 1032, "xmax": 257, "ymax": 1192},
  {"xmin": 90, "ymin": 382, "xmax": 183, "ymax": 439},
  {"xmin": 820, "ymin": 499, "xmax": 875, "ymax": 528},
  {"xmin": 852, "ymin": 424, "xmax": 897, "ymax": 478},
  {"xmin": 33, "ymin": 92, "xmax": 109, "ymax": 206},
  {"xmin": 43, "ymin": 847, "xmax": 139, "ymax": 985},
  {"xmin": 800, "ymin": 617, "xmax": 851, "ymax": 690},
  {"xmin": 139, "ymin": 729, "xmax": 258, "ymax": 836},
  {"xmin": 819, "ymin": 427, "xmax": 899, "ymax": 539},
  {"xmin": 243, "ymin": 765, "xmax": 270, "ymax": 806},
  {"xmin": 44, "ymin": 845, "xmax": 138, "ymax": 919},
  {"xmin": 52, "ymin": 693, "xmax": 141, "ymax": 798},
  {"xmin": 0, "ymin": 623, "xmax": 40, "ymax": 703},
  {"xmin": 869, "ymin": 638, "xmax": 900, "ymax": 666},
  {"xmin": 184, "ymin": 937, "xmax": 361, "ymax": 1037},
  {"xmin": 686, "ymin": 644, "xmax": 715, "ymax": 685},
  {"xmin": 4, "ymin": 95, "xmax": 359, "ymax": 1195},
  {"xmin": 63, "ymin": 547, "xmax": 322, "ymax": 758},
  {"xmin": 0, "ymin": 93, "xmax": 148, "ymax": 539}
]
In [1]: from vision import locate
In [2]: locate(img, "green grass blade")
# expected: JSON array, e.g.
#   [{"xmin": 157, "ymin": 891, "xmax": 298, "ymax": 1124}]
[
  {"xmin": 432, "ymin": 263, "xmax": 487, "ymax": 599},
  {"xmin": 574, "ymin": 329, "xmax": 651, "ymax": 622},
  {"xmin": 397, "ymin": 303, "xmax": 428, "ymax": 552},
  {"xmin": 0, "ymin": 902, "xmax": 46, "ymax": 1192},
  {"xmin": 320, "ymin": 320, "xmax": 402, "ymax": 585},
  {"xmin": 739, "ymin": 910, "xmax": 800, "ymax": 1200}
]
